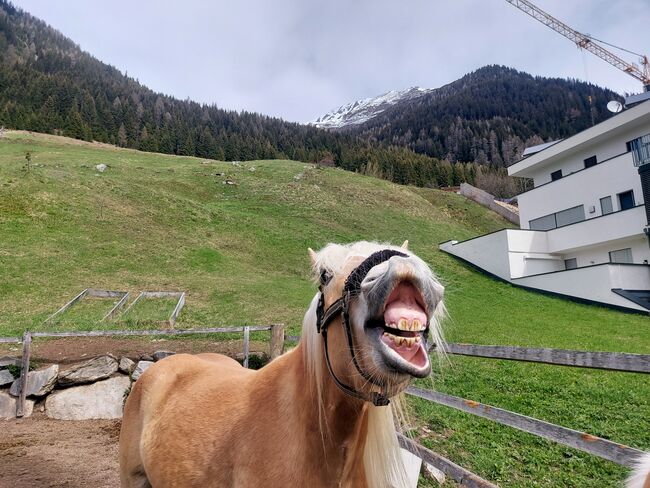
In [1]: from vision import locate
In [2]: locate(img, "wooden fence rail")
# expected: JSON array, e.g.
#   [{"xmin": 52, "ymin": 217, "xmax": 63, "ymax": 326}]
[
  {"xmin": 406, "ymin": 387, "xmax": 644, "ymax": 467},
  {"xmin": 445, "ymin": 343, "xmax": 650, "ymax": 373},
  {"xmin": 398, "ymin": 434, "xmax": 498, "ymax": 488},
  {"xmin": 3, "ymin": 325, "xmax": 285, "ymax": 418}
]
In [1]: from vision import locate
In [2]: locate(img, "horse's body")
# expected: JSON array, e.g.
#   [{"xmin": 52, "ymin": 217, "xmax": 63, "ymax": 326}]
[
  {"xmin": 120, "ymin": 350, "xmax": 370, "ymax": 487},
  {"xmin": 120, "ymin": 241, "xmax": 445, "ymax": 487}
]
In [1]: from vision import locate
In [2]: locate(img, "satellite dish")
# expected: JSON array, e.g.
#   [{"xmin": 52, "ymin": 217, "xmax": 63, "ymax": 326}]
[{"xmin": 607, "ymin": 100, "xmax": 623, "ymax": 113}]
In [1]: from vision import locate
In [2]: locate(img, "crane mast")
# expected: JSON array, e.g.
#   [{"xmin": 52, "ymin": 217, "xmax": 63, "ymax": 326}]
[{"xmin": 505, "ymin": 0, "xmax": 650, "ymax": 91}]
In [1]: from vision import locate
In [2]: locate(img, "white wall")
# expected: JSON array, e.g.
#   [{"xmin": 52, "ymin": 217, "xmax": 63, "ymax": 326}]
[
  {"xmin": 544, "ymin": 206, "xmax": 647, "ymax": 254},
  {"xmin": 439, "ymin": 231, "xmax": 511, "ymax": 280},
  {"xmin": 563, "ymin": 236, "xmax": 650, "ymax": 268},
  {"xmin": 525, "ymin": 122, "xmax": 648, "ymax": 187},
  {"xmin": 518, "ymin": 152, "xmax": 645, "ymax": 229},
  {"xmin": 513, "ymin": 264, "xmax": 650, "ymax": 312}
]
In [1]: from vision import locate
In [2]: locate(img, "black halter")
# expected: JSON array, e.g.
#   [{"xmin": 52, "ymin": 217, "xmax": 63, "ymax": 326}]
[{"xmin": 315, "ymin": 249, "xmax": 408, "ymax": 407}]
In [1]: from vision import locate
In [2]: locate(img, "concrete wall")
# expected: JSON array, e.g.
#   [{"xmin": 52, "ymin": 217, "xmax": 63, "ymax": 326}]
[
  {"xmin": 439, "ymin": 231, "xmax": 650, "ymax": 312},
  {"xmin": 518, "ymin": 152, "xmax": 645, "ymax": 229},
  {"xmin": 513, "ymin": 264, "xmax": 650, "ymax": 312},
  {"xmin": 460, "ymin": 183, "xmax": 520, "ymax": 225},
  {"xmin": 440, "ymin": 231, "xmax": 512, "ymax": 280}
]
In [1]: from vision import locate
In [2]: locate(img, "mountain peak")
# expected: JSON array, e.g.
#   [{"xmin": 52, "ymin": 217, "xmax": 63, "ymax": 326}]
[{"xmin": 312, "ymin": 86, "xmax": 431, "ymax": 129}]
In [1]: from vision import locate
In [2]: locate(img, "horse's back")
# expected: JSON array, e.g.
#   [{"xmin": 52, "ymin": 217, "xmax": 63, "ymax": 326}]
[{"xmin": 119, "ymin": 352, "xmax": 255, "ymax": 487}]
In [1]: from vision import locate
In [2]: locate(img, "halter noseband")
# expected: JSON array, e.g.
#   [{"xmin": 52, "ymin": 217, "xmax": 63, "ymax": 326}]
[{"xmin": 315, "ymin": 249, "xmax": 408, "ymax": 407}]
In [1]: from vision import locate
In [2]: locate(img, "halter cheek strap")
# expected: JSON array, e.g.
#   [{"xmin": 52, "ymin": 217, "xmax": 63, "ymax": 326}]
[{"xmin": 315, "ymin": 249, "xmax": 408, "ymax": 407}]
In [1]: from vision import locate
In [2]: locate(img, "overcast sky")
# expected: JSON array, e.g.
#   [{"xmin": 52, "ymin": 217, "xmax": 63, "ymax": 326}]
[{"xmin": 13, "ymin": 0, "xmax": 650, "ymax": 123}]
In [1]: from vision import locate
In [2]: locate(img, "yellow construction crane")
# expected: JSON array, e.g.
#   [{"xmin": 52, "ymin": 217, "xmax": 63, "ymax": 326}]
[{"xmin": 505, "ymin": 0, "xmax": 650, "ymax": 92}]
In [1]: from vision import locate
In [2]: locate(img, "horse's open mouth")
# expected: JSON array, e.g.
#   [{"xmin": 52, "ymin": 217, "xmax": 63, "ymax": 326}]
[{"xmin": 366, "ymin": 280, "xmax": 431, "ymax": 378}]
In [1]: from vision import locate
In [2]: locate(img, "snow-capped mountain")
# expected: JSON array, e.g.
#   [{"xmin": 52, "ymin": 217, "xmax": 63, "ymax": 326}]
[{"xmin": 312, "ymin": 87, "xmax": 432, "ymax": 129}]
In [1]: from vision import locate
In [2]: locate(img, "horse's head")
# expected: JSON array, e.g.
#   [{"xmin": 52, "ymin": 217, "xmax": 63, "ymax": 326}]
[{"xmin": 304, "ymin": 241, "xmax": 445, "ymax": 404}]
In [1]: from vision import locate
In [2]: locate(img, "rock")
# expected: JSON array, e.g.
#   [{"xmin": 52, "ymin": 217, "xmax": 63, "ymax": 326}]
[
  {"xmin": 0, "ymin": 356, "xmax": 20, "ymax": 368},
  {"xmin": 131, "ymin": 361, "xmax": 154, "ymax": 381},
  {"xmin": 9, "ymin": 364, "xmax": 58, "ymax": 397},
  {"xmin": 118, "ymin": 357, "xmax": 136, "ymax": 374},
  {"xmin": 139, "ymin": 353, "xmax": 153, "ymax": 362},
  {"xmin": 57, "ymin": 355, "xmax": 118, "ymax": 387},
  {"xmin": 423, "ymin": 462, "xmax": 446, "ymax": 484},
  {"xmin": 95, "ymin": 163, "xmax": 107, "ymax": 172},
  {"xmin": 0, "ymin": 391, "xmax": 34, "ymax": 419},
  {"xmin": 0, "ymin": 369, "xmax": 14, "ymax": 387},
  {"xmin": 45, "ymin": 376, "xmax": 130, "ymax": 420},
  {"xmin": 152, "ymin": 351, "xmax": 175, "ymax": 362}
]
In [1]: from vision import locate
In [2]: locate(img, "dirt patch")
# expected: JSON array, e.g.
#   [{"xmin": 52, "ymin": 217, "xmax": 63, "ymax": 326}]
[
  {"xmin": 0, "ymin": 418, "xmax": 121, "ymax": 488},
  {"xmin": 0, "ymin": 337, "xmax": 271, "ymax": 365}
]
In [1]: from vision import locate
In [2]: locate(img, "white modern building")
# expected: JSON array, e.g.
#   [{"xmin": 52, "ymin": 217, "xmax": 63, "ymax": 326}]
[{"xmin": 440, "ymin": 98, "xmax": 650, "ymax": 313}]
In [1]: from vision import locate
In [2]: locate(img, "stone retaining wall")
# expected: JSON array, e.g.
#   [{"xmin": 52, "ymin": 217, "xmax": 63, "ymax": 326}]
[
  {"xmin": 0, "ymin": 352, "xmax": 168, "ymax": 420},
  {"xmin": 459, "ymin": 182, "xmax": 520, "ymax": 225}
]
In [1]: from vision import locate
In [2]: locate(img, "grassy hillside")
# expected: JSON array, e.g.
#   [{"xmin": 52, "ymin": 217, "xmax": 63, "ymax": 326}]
[{"xmin": 1, "ymin": 131, "xmax": 648, "ymax": 487}]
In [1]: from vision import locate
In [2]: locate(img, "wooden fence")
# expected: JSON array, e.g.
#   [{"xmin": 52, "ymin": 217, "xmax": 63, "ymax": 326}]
[
  {"xmin": 2, "ymin": 325, "xmax": 285, "ymax": 418},
  {"xmin": 3, "ymin": 330, "xmax": 648, "ymax": 486},
  {"xmin": 399, "ymin": 342, "xmax": 650, "ymax": 486}
]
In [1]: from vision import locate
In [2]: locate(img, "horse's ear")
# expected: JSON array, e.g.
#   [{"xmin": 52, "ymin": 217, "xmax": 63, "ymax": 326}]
[
  {"xmin": 401, "ymin": 240, "xmax": 409, "ymax": 250},
  {"xmin": 308, "ymin": 248, "xmax": 318, "ymax": 266}
]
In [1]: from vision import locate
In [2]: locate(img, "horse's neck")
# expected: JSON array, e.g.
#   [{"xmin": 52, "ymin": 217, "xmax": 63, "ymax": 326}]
[{"xmin": 257, "ymin": 346, "xmax": 369, "ymax": 486}]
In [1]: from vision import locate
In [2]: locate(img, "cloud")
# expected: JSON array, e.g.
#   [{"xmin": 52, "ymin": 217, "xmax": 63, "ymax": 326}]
[{"xmin": 14, "ymin": 0, "xmax": 650, "ymax": 122}]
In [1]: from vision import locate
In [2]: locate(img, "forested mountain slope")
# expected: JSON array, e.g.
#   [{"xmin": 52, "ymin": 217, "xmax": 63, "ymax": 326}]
[{"xmin": 341, "ymin": 66, "xmax": 622, "ymax": 166}]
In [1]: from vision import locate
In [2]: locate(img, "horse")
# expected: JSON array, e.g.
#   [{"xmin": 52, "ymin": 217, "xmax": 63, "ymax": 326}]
[
  {"xmin": 119, "ymin": 241, "xmax": 445, "ymax": 487},
  {"xmin": 628, "ymin": 453, "xmax": 650, "ymax": 488}
]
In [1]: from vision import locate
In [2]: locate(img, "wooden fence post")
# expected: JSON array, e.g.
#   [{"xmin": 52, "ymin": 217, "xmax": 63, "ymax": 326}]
[
  {"xmin": 16, "ymin": 331, "xmax": 32, "ymax": 418},
  {"xmin": 270, "ymin": 324, "xmax": 285, "ymax": 360},
  {"xmin": 243, "ymin": 326, "xmax": 250, "ymax": 368}
]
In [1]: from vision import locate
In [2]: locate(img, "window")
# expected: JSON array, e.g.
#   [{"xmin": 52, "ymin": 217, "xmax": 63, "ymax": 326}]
[
  {"xmin": 529, "ymin": 213, "xmax": 556, "ymax": 231},
  {"xmin": 564, "ymin": 258, "xmax": 577, "ymax": 270},
  {"xmin": 617, "ymin": 190, "xmax": 635, "ymax": 211},
  {"xmin": 609, "ymin": 248, "xmax": 633, "ymax": 264},
  {"xmin": 555, "ymin": 205, "xmax": 585, "ymax": 227},
  {"xmin": 628, "ymin": 134, "xmax": 650, "ymax": 167},
  {"xmin": 600, "ymin": 196, "xmax": 613, "ymax": 215},
  {"xmin": 551, "ymin": 169, "xmax": 562, "ymax": 181},
  {"xmin": 529, "ymin": 205, "xmax": 585, "ymax": 230},
  {"xmin": 584, "ymin": 156, "xmax": 597, "ymax": 168}
]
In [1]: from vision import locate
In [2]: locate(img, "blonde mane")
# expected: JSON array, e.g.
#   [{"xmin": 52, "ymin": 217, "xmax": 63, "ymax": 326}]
[{"xmin": 301, "ymin": 241, "xmax": 446, "ymax": 488}]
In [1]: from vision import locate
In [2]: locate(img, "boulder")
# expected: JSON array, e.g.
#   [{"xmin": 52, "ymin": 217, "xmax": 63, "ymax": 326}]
[
  {"xmin": 57, "ymin": 355, "xmax": 118, "ymax": 387},
  {"xmin": 95, "ymin": 163, "xmax": 107, "ymax": 172},
  {"xmin": 9, "ymin": 364, "xmax": 58, "ymax": 397},
  {"xmin": 0, "ymin": 356, "xmax": 20, "ymax": 368},
  {"xmin": 45, "ymin": 375, "xmax": 130, "ymax": 420},
  {"xmin": 0, "ymin": 391, "xmax": 34, "ymax": 419},
  {"xmin": 139, "ymin": 353, "xmax": 154, "ymax": 362},
  {"xmin": 152, "ymin": 350, "xmax": 175, "ymax": 361},
  {"xmin": 118, "ymin": 357, "xmax": 136, "ymax": 374},
  {"xmin": 0, "ymin": 369, "xmax": 14, "ymax": 387},
  {"xmin": 131, "ymin": 361, "xmax": 154, "ymax": 381}
]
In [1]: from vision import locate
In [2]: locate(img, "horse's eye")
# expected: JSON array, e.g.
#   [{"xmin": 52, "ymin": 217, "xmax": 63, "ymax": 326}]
[{"xmin": 320, "ymin": 270, "xmax": 332, "ymax": 286}]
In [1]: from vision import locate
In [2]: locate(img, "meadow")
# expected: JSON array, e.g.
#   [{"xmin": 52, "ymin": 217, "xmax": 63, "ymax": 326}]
[{"xmin": 0, "ymin": 131, "xmax": 648, "ymax": 487}]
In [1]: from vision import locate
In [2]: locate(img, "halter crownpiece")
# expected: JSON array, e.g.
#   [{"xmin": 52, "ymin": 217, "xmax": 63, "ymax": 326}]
[{"xmin": 315, "ymin": 249, "xmax": 408, "ymax": 407}]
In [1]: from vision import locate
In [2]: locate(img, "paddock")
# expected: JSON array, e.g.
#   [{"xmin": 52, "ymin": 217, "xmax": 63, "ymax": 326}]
[{"xmin": 1, "ymin": 331, "xmax": 648, "ymax": 487}]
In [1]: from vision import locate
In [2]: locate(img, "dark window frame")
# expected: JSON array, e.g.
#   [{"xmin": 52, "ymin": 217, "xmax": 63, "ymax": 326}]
[
  {"xmin": 617, "ymin": 190, "xmax": 635, "ymax": 211},
  {"xmin": 550, "ymin": 169, "xmax": 563, "ymax": 181},
  {"xmin": 583, "ymin": 155, "xmax": 597, "ymax": 168},
  {"xmin": 600, "ymin": 196, "xmax": 613, "ymax": 215},
  {"xmin": 564, "ymin": 258, "xmax": 578, "ymax": 270},
  {"xmin": 529, "ymin": 204, "xmax": 586, "ymax": 231},
  {"xmin": 609, "ymin": 248, "xmax": 633, "ymax": 264}
]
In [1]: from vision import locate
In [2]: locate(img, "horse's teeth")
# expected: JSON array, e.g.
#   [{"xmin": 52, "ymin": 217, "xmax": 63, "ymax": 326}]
[
  {"xmin": 415, "ymin": 335, "xmax": 421, "ymax": 343},
  {"xmin": 404, "ymin": 337, "xmax": 415, "ymax": 347},
  {"xmin": 398, "ymin": 319, "xmax": 408, "ymax": 331},
  {"xmin": 413, "ymin": 319, "xmax": 421, "ymax": 330}
]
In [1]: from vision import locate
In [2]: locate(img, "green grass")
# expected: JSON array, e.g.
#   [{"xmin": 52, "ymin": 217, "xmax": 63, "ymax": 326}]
[{"xmin": 1, "ymin": 131, "xmax": 648, "ymax": 487}]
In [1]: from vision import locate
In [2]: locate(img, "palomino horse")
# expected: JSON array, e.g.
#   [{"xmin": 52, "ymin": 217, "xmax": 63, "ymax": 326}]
[{"xmin": 119, "ymin": 241, "xmax": 445, "ymax": 487}]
